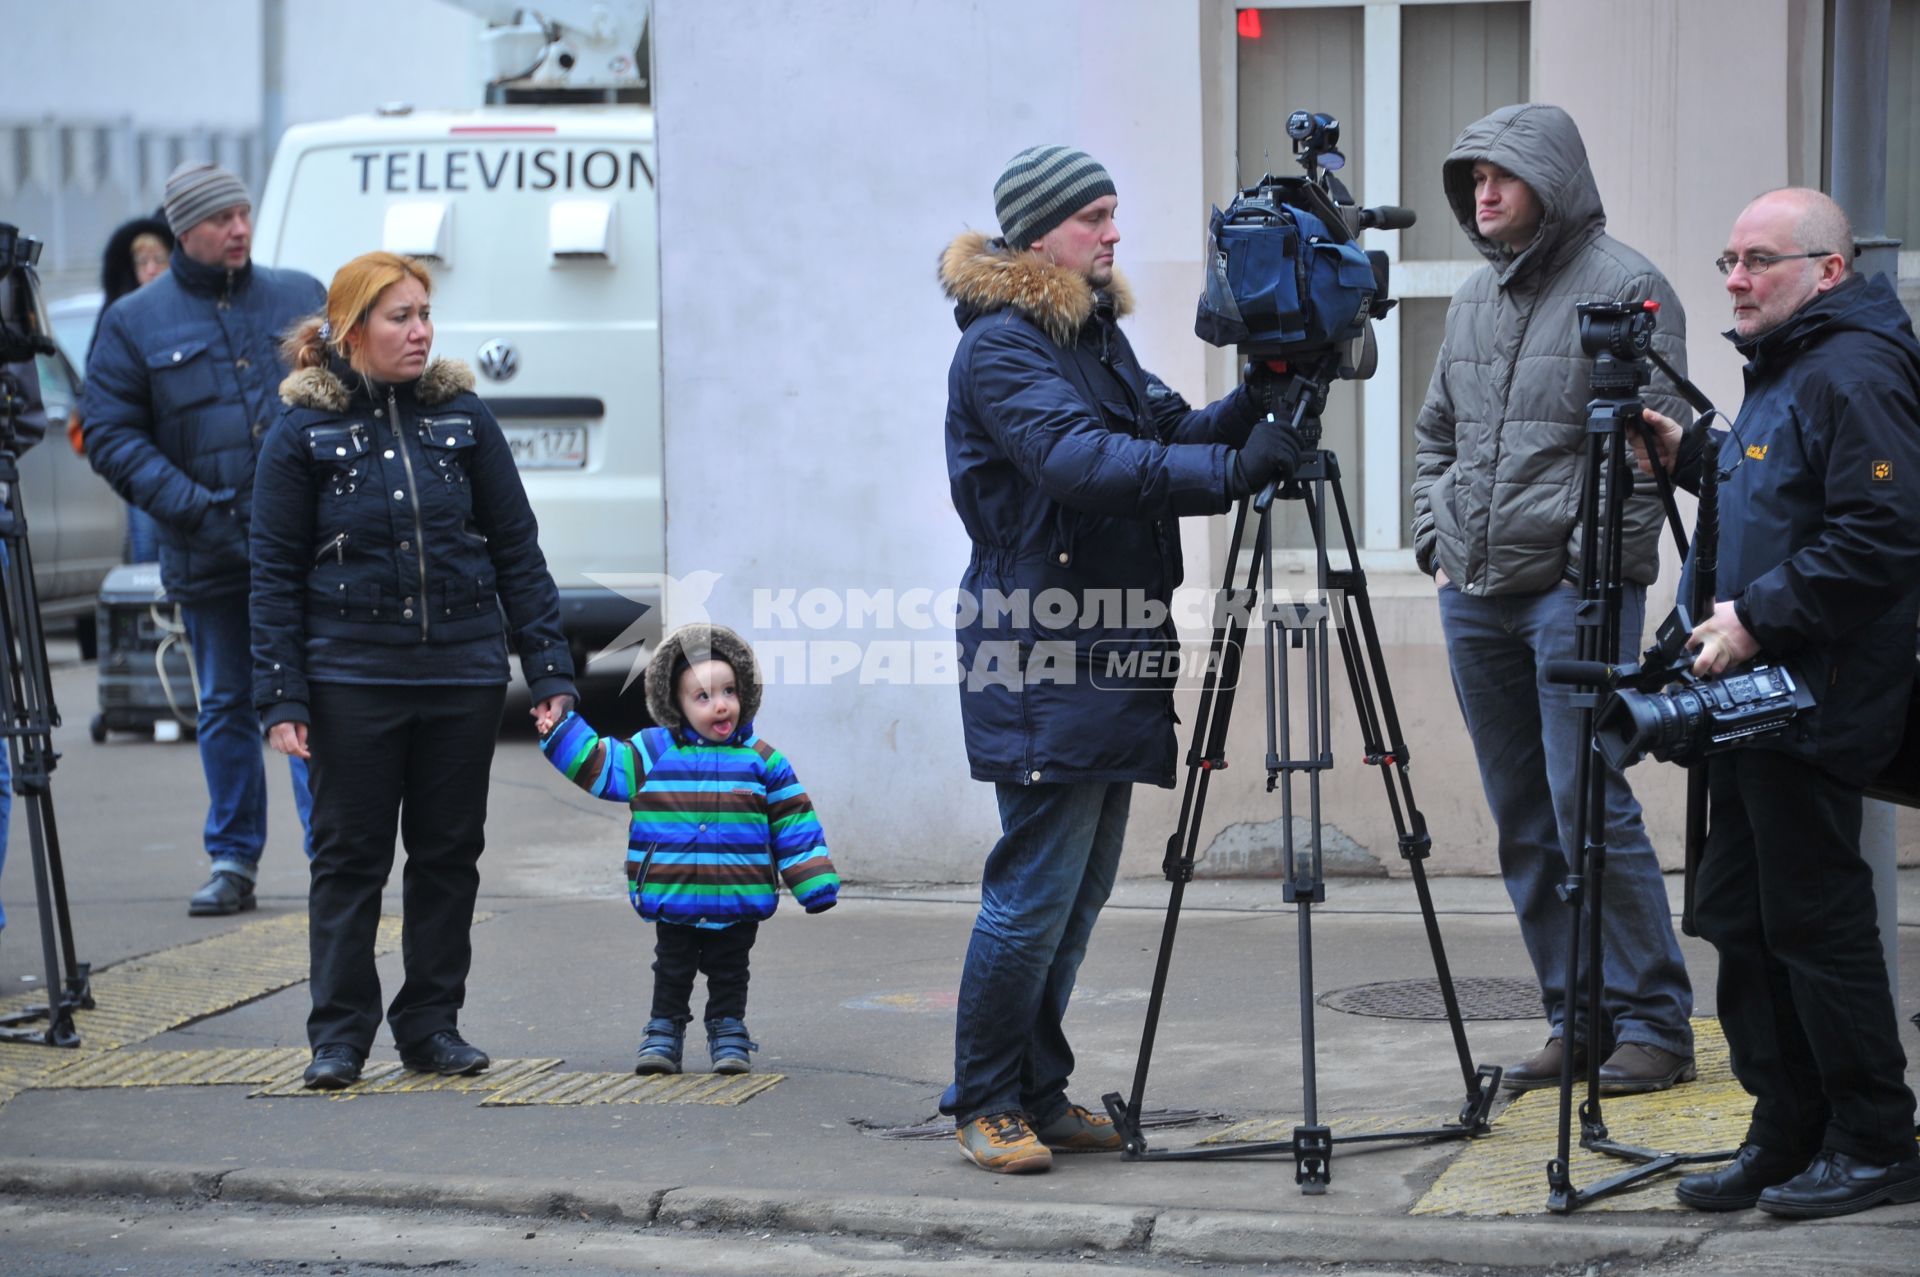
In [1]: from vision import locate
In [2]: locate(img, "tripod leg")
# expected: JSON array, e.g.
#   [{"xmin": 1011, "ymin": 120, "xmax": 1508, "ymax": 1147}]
[
  {"xmin": 1316, "ymin": 465, "xmax": 1498, "ymax": 1121},
  {"xmin": 1106, "ymin": 499, "xmax": 1269, "ymax": 1153}
]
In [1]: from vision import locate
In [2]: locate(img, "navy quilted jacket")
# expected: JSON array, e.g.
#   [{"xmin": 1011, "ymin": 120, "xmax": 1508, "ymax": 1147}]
[
  {"xmin": 83, "ymin": 252, "xmax": 325, "ymax": 602},
  {"xmin": 939, "ymin": 231, "xmax": 1257, "ymax": 786}
]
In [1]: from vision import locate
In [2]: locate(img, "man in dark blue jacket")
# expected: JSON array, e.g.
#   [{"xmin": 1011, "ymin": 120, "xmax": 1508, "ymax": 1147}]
[
  {"xmin": 1639, "ymin": 188, "xmax": 1920, "ymax": 1218},
  {"xmin": 83, "ymin": 162, "xmax": 325, "ymax": 917},
  {"xmin": 936, "ymin": 145, "xmax": 1301, "ymax": 1173}
]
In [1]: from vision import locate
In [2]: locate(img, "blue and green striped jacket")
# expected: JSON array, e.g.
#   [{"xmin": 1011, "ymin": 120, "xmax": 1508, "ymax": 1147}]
[{"xmin": 540, "ymin": 711, "xmax": 839, "ymax": 925}]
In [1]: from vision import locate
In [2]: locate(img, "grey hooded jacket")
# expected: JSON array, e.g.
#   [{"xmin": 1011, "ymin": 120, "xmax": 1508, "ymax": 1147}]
[{"xmin": 1410, "ymin": 103, "xmax": 1690, "ymax": 596}]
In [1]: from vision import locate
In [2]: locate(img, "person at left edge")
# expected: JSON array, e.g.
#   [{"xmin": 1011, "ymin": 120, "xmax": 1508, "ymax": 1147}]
[
  {"xmin": 938, "ymin": 145, "xmax": 1302, "ymax": 1174},
  {"xmin": 250, "ymin": 252, "xmax": 575, "ymax": 1089},
  {"xmin": 82, "ymin": 161, "xmax": 321, "ymax": 916}
]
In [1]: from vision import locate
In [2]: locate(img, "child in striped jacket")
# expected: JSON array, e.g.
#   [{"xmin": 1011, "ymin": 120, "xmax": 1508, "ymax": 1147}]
[{"xmin": 535, "ymin": 622, "xmax": 838, "ymax": 1075}]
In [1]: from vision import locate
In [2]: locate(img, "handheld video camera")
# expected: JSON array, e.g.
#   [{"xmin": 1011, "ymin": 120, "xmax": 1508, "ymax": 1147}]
[
  {"xmin": 1589, "ymin": 607, "xmax": 1816, "ymax": 770},
  {"xmin": 1195, "ymin": 110, "xmax": 1410, "ymax": 380}
]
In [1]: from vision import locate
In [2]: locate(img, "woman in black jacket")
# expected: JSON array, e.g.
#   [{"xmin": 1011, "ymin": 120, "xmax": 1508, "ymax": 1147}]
[{"xmin": 251, "ymin": 251, "xmax": 576, "ymax": 1089}]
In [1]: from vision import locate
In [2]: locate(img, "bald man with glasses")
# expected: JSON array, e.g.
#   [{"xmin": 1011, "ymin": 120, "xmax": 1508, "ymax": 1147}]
[{"xmin": 1637, "ymin": 187, "xmax": 1920, "ymax": 1219}]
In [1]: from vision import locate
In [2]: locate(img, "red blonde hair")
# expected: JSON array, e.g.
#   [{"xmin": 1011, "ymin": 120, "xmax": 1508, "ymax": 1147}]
[{"xmin": 281, "ymin": 251, "xmax": 433, "ymax": 375}]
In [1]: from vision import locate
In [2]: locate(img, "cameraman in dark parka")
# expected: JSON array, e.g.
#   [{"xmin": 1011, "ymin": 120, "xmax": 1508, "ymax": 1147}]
[
  {"xmin": 936, "ymin": 145, "xmax": 1302, "ymax": 1173},
  {"xmin": 1638, "ymin": 187, "xmax": 1920, "ymax": 1218}
]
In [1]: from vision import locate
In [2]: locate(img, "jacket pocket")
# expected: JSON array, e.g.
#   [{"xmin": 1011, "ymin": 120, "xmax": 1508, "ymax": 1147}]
[
  {"xmin": 418, "ymin": 415, "xmax": 478, "ymax": 486},
  {"xmin": 626, "ymin": 844, "xmax": 656, "ymax": 913},
  {"xmin": 305, "ymin": 422, "xmax": 371, "ymax": 497},
  {"xmin": 145, "ymin": 340, "xmax": 219, "ymax": 414}
]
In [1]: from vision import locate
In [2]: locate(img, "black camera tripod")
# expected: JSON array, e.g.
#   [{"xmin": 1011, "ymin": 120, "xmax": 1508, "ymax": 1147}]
[
  {"xmin": 0, "ymin": 366, "xmax": 91, "ymax": 1048},
  {"xmin": 1539, "ymin": 310, "xmax": 1730, "ymax": 1211},
  {"xmin": 1103, "ymin": 356, "xmax": 1501, "ymax": 1193}
]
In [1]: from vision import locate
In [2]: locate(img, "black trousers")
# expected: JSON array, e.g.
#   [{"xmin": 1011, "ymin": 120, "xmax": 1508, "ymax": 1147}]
[
  {"xmin": 1694, "ymin": 748, "xmax": 1916, "ymax": 1163},
  {"xmin": 305, "ymin": 681, "xmax": 506, "ymax": 1053},
  {"xmin": 650, "ymin": 920, "xmax": 757, "ymax": 1023}
]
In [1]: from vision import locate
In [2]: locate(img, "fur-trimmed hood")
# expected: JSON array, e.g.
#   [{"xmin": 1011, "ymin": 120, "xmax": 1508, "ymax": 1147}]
[
  {"xmin": 643, "ymin": 622, "xmax": 763, "ymax": 737},
  {"xmin": 278, "ymin": 357, "xmax": 475, "ymax": 413},
  {"xmin": 938, "ymin": 230, "xmax": 1134, "ymax": 347}
]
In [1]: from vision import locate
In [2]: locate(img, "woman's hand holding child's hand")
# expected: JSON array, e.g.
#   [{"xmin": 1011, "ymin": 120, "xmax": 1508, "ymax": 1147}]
[{"xmin": 531, "ymin": 694, "xmax": 577, "ymax": 735}]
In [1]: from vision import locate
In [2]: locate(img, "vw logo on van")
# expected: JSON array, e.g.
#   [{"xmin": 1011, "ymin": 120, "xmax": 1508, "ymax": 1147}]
[{"xmin": 477, "ymin": 339, "xmax": 520, "ymax": 383}]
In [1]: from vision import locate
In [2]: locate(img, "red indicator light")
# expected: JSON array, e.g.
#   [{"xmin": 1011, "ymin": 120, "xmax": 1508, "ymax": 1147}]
[{"xmin": 1238, "ymin": 10, "xmax": 1262, "ymax": 39}]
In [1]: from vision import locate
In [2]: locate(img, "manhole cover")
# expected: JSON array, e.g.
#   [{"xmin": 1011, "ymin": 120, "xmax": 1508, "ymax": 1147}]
[{"xmin": 1318, "ymin": 976, "xmax": 1542, "ymax": 1021}]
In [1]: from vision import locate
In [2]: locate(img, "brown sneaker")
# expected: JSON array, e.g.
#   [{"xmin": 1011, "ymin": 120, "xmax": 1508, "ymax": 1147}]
[
  {"xmin": 956, "ymin": 1111, "xmax": 1053, "ymax": 1174},
  {"xmin": 1034, "ymin": 1103, "xmax": 1122, "ymax": 1153},
  {"xmin": 1501, "ymin": 1038, "xmax": 1586, "ymax": 1092},
  {"xmin": 1597, "ymin": 1042, "xmax": 1695, "ymax": 1095}
]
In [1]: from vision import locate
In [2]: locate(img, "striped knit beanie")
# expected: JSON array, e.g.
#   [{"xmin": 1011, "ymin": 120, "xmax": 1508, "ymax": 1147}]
[
  {"xmin": 163, "ymin": 162, "xmax": 251, "ymax": 237},
  {"xmin": 994, "ymin": 146, "xmax": 1116, "ymax": 249}
]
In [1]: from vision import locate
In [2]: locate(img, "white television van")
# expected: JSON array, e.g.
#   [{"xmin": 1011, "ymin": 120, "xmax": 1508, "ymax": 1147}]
[{"xmin": 253, "ymin": 105, "xmax": 662, "ymax": 667}]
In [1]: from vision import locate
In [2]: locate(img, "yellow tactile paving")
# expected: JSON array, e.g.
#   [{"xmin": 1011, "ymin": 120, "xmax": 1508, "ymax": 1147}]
[
  {"xmin": 35, "ymin": 1046, "xmax": 311, "ymax": 1089},
  {"xmin": 0, "ymin": 913, "xmax": 407, "ymax": 1055},
  {"xmin": 251, "ymin": 1056, "xmax": 563, "ymax": 1099},
  {"xmin": 480, "ymin": 1069, "xmax": 784, "ymax": 1106},
  {"xmin": 2, "ymin": 912, "xmax": 782, "ymax": 1109},
  {"xmin": 1202, "ymin": 1111, "xmax": 1471, "ymax": 1145},
  {"xmin": 1415, "ymin": 1017, "xmax": 1748, "ymax": 1215}
]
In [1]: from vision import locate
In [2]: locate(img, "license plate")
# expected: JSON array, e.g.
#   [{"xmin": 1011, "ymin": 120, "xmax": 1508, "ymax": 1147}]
[{"xmin": 503, "ymin": 425, "xmax": 587, "ymax": 469}]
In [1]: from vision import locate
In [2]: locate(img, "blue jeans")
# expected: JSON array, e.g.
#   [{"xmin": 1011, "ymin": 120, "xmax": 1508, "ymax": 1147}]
[
  {"xmin": 180, "ymin": 593, "xmax": 313, "ymax": 879},
  {"xmin": 124, "ymin": 504, "xmax": 159, "ymax": 564},
  {"xmin": 943, "ymin": 780, "xmax": 1131, "ymax": 1127},
  {"xmin": 1437, "ymin": 581, "xmax": 1692, "ymax": 1056}
]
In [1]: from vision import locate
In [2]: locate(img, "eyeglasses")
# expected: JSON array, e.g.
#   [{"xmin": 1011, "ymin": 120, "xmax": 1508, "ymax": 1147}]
[{"xmin": 1714, "ymin": 250, "xmax": 1835, "ymax": 277}]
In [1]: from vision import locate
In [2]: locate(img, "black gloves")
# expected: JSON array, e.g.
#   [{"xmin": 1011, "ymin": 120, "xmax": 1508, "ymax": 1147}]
[{"xmin": 1226, "ymin": 415, "xmax": 1304, "ymax": 498}]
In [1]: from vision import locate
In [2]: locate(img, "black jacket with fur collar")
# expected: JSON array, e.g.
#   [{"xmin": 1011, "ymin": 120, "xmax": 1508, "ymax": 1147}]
[
  {"xmin": 249, "ymin": 356, "xmax": 575, "ymax": 723},
  {"xmin": 938, "ymin": 230, "xmax": 1256, "ymax": 786}
]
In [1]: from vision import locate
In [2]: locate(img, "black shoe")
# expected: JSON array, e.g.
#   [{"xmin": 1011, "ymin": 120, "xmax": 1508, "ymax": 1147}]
[
  {"xmin": 188, "ymin": 871, "xmax": 257, "ymax": 917},
  {"xmin": 1597, "ymin": 1042, "xmax": 1696, "ymax": 1095},
  {"xmin": 1675, "ymin": 1144, "xmax": 1809, "ymax": 1211},
  {"xmin": 1755, "ymin": 1150, "xmax": 1920, "ymax": 1219},
  {"xmin": 1501, "ymin": 1038, "xmax": 1586, "ymax": 1092},
  {"xmin": 302, "ymin": 1045, "xmax": 365, "ymax": 1090},
  {"xmin": 399, "ymin": 1029, "xmax": 491, "ymax": 1076}
]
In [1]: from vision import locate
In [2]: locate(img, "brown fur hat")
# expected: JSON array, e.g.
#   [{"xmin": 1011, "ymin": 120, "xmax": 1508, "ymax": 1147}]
[
  {"xmin": 643, "ymin": 622, "xmax": 763, "ymax": 734},
  {"xmin": 936, "ymin": 229, "xmax": 1134, "ymax": 347},
  {"xmin": 279, "ymin": 357, "xmax": 474, "ymax": 411}
]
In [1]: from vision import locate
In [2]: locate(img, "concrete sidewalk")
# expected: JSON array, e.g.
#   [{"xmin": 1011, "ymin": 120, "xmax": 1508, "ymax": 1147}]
[
  {"xmin": 3, "ymin": 875, "xmax": 1917, "ymax": 1272},
  {"xmin": 2, "ymin": 648, "xmax": 1917, "ymax": 1271}
]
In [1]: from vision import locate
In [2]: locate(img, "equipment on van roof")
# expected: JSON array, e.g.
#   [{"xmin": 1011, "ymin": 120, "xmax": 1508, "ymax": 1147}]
[{"xmin": 453, "ymin": 1, "xmax": 651, "ymax": 104}]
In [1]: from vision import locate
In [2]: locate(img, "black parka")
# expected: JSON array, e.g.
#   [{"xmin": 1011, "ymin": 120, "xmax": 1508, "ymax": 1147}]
[
  {"xmin": 1682, "ymin": 273, "xmax": 1920, "ymax": 785},
  {"xmin": 249, "ymin": 357, "xmax": 574, "ymax": 726}
]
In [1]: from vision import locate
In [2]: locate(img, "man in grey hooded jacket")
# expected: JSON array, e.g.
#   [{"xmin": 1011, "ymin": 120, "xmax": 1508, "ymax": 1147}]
[{"xmin": 1411, "ymin": 103, "xmax": 1694, "ymax": 1094}]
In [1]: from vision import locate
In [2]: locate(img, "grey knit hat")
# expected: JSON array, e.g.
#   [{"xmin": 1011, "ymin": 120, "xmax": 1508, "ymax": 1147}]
[
  {"xmin": 994, "ymin": 145, "xmax": 1116, "ymax": 249},
  {"xmin": 163, "ymin": 161, "xmax": 251, "ymax": 236}
]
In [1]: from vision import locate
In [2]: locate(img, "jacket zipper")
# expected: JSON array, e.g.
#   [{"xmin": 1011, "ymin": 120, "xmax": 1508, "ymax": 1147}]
[
  {"xmin": 313, "ymin": 531, "xmax": 348, "ymax": 566},
  {"xmin": 389, "ymin": 387, "xmax": 433, "ymax": 641}
]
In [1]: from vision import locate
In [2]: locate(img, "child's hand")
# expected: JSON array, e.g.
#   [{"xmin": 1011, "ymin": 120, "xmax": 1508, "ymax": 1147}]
[{"xmin": 532, "ymin": 693, "xmax": 576, "ymax": 735}]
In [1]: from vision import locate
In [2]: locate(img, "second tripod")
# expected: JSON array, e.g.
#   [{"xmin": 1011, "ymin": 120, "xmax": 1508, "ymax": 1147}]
[{"xmin": 1103, "ymin": 363, "xmax": 1500, "ymax": 1192}]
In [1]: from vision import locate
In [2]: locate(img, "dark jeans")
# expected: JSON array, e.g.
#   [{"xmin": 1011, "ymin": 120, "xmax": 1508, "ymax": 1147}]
[
  {"xmin": 942, "ymin": 780, "xmax": 1130, "ymax": 1128},
  {"xmin": 650, "ymin": 920, "xmax": 757, "ymax": 1022},
  {"xmin": 1437, "ymin": 581, "xmax": 1692, "ymax": 1055},
  {"xmin": 1694, "ymin": 748, "xmax": 1916, "ymax": 1163},
  {"xmin": 305, "ymin": 680, "xmax": 506, "ymax": 1054},
  {"xmin": 179, "ymin": 592, "xmax": 313, "ymax": 876}
]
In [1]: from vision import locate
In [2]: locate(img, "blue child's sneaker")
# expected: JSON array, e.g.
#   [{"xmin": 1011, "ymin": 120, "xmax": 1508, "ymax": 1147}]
[
  {"xmin": 704, "ymin": 1017, "xmax": 758, "ymax": 1074},
  {"xmin": 635, "ymin": 1016, "xmax": 686, "ymax": 1075}
]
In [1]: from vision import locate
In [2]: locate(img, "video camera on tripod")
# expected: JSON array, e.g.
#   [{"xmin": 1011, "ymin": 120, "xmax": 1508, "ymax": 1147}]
[
  {"xmin": 0, "ymin": 220, "xmax": 90, "ymax": 1049},
  {"xmin": 1196, "ymin": 110, "xmax": 1412, "ymax": 392},
  {"xmin": 0, "ymin": 224, "xmax": 57, "ymax": 462},
  {"xmin": 1103, "ymin": 111, "xmax": 1503, "ymax": 1195}
]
